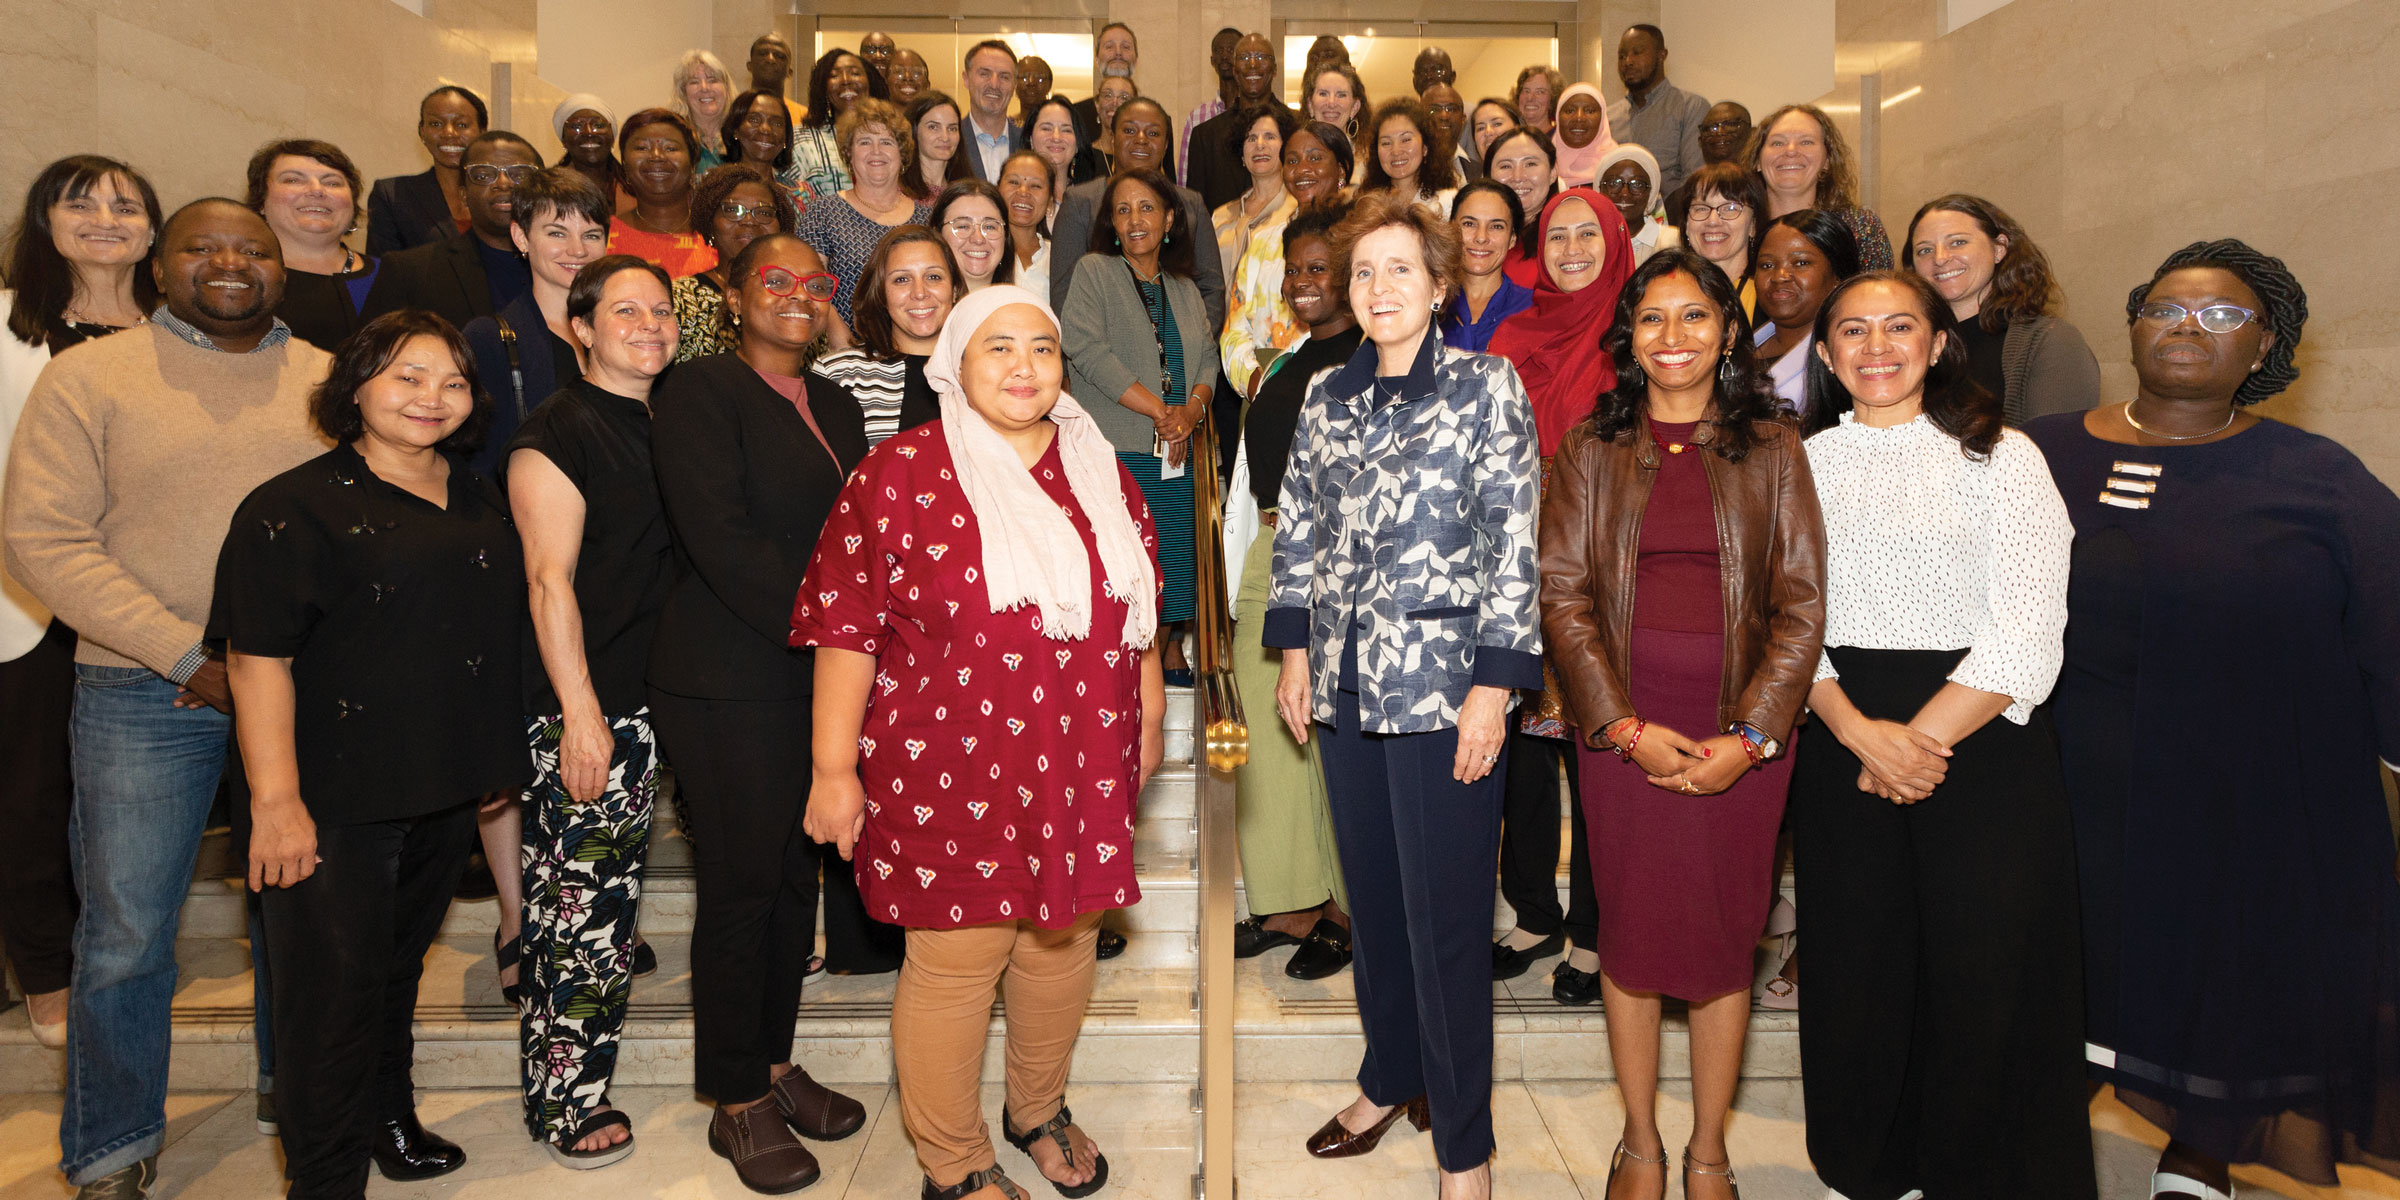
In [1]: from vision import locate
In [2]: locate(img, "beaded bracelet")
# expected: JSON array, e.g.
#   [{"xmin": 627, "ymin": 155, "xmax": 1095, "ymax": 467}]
[{"xmin": 1609, "ymin": 718, "xmax": 1647, "ymax": 762}]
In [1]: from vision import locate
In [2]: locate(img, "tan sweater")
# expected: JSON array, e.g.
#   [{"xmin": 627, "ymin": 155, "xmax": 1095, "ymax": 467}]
[{"xmin": 2, "ymin": 324, "xmax": 330, "ymax": 675}]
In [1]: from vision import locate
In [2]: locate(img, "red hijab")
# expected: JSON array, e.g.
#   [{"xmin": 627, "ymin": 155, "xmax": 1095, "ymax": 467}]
[{"xmin": 1485, "ymin": 188, "xmax": 1637, "ymax": 456}]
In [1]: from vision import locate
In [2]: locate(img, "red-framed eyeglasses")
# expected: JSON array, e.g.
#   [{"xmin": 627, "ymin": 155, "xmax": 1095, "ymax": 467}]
[{"xmin": 760, "ymin": 265, "xmax": 839, "ymax": 301}]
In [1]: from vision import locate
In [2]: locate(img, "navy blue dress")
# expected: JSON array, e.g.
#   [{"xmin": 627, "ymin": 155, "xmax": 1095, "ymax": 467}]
[{"xmin": 2025, "ymin": 412, "xmax": 2400, "ymax": 1185}]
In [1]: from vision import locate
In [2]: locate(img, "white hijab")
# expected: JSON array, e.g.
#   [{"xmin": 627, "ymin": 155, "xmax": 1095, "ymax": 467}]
[{"xmin": 923, "ymin": 285, "xmax": 1159, "ymax": 650}]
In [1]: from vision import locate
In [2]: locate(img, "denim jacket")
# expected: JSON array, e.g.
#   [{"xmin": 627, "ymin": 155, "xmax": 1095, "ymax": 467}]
[{"xmin": 1262, "ymin": 332, "xmax": 1544, "ymax": 733}]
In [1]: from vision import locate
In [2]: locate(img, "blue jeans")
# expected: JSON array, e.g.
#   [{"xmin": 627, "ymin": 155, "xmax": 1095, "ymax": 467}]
[{"xmin": 59, "ymin": 665, "xmax": 230, "ymax": 1184}]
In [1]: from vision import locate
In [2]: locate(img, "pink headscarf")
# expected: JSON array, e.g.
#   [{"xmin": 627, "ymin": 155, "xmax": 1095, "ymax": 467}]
[
  {"xmin": 1549, "ymin": 83, "xmax": 1618, "ymax": 189},
  {"xmin": 923, "ymin": 285, "xmax": 1159, "ymax": 650}
]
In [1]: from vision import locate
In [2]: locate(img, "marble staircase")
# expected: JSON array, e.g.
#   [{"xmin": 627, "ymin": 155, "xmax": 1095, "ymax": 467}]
[{"xmin": 0, "ymin": 689, "xmax": 1804, "ymax": 1095}]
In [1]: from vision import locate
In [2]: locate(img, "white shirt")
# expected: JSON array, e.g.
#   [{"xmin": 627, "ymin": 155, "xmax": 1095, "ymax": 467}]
[
  {"xmin": 1804, "ymin": 412, "xmax": 2072, "ymax": 724},
  {"xmin": 1755, "ymin": 323, "xmax": 1812, "ymax": 416},
  {"xmin": 1016, "ymin": 237, "xmax": 1051, "ymax": 307}
]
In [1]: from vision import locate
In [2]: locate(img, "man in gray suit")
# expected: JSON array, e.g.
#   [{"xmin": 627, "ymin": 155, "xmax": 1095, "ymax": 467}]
[
  {"xmin": 960, "ymin": 39, "xmax": 1026, "ymax": 182},
  {"xmin": 1049, "ymin": 97, "xmax": 1224, "ymax": 334}
]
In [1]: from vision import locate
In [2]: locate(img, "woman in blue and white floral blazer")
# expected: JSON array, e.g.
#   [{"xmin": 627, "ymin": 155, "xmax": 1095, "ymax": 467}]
[{"xmin": 1262, "ymin": 189, "xmax": 1540, "ymax": 1199}]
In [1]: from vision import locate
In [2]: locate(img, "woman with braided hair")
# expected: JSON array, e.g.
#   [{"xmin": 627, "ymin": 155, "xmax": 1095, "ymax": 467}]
[{"xmin": 2025, "ymin": 239, "xmax": 2400, "ymax": 1200}]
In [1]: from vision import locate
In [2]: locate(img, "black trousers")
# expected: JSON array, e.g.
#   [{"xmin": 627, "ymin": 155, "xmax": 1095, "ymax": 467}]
[
  {"xmin": 1317, "ymin": 696, "xmax": 1507, "ymax": 1172},
  {"xmin": 0, "ymin": 619, "xmax": 78, "ymax": 994},
  {"xmin": 1496, "ymin": 728, "xmax": 1597, "ymax": 946},
  {"xmin": 1790, "ymin": 648, "xmax": 2096, "ymax": 1200},
  {"xmin": 261, "ymin": 800, "xmax": 476, "ymax": 1200},
  {"xmin": 650, "ymin": 690, "xmax": 901, "ymax": 1104}
]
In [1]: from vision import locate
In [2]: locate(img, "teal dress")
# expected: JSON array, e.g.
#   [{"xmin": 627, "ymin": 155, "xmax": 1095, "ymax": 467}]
[{"xmin": 1117, "ymin": 272, "xmax": 1197, "ymax": 624}]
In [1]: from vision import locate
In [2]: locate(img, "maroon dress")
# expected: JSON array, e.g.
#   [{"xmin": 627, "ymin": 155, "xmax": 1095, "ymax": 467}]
[
  {"xmin": 791, "ymin": 422, "xmax": 1160, "ymax": 929},
  {"xmin": 1576, "ymin": 420, "xmax": 1794, "ymax": 1000}
]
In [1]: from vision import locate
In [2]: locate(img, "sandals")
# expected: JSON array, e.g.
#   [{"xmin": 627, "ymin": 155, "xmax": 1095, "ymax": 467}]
[
  {"xmin": 1605, "ymin": 1139, "xmax": 1666, "ymax": 1196},
  {"xmin": 1001, "ymin": 1103, "xmax": 1109, "ymax": 1198},
  {"xmin": 1683, "ymin": 1146, "xmax": 1742, "ymax": 1199},
  {"xmin": 924, "ymin": 1165, "xmax": 1030, "ymax": 1200},
  {"xmin": 494, "ymin": 930, "xmax": 524, "ymax": 1006},
  {"xmin": 547, "ymin": 1108, "xmax": 635, "ymax": 1171}
]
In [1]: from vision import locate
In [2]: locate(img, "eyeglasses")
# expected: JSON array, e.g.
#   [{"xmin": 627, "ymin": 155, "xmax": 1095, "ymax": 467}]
[
  {"xmin": 463, "ymin": 165, "xmax": 536, "ymax": 186},
  {"xmin": 2135, "ymin": 301, "xmax": 2257, "ymax": 333},
  {"xmin": 1700, "ymin": 120, "xmax": 1751, "ymax": 135},
  {"xmin": 1595, "ymin": 176, "xmax": 1652, "ymax": 196},
  {"xmin": 1686, "ymin": 200, "xmax": 1749, "ymax": 221},
  {"xmin": 721, "ymin": 201, "xmax": 777, "ymax": 223},
  {"xmin": 943, "ymin": 217, "xmax": 1005, "ymax": 240},
  {"xmin": 759, "ymin": 266, "xmax": 839, "ymax": 300}
]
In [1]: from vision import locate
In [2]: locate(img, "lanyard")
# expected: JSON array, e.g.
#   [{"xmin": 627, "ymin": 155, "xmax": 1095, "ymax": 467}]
[{"xmin": 1122, "ymin": 259, "xmax": 1178, "ymax": 403}]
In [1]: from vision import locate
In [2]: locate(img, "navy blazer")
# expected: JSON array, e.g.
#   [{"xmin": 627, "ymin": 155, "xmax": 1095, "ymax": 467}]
[
  {"xmin": 366, "ymin": 168, "xmax": 454, "ymax": 257},
  {"xmin": 360, "ymin": 233, "xmax": 499, "ymax": 332},
  {"xmin": 460, "ymin": 291, "xmax": 577, "ymax": 479},
  {"xmin": 1263, "ymin": 333, "xmax": 1544, "ymax": 733}
]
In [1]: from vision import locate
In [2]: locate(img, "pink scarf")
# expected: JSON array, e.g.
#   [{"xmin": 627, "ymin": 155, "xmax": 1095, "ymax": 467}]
[
  {"xmin": 923, "ymin": 286, "xmax": 1160, "ymax": 650},
  {"xmin": 1550, "ymin": 83, "xmax": 1618, "ymax": 188}
]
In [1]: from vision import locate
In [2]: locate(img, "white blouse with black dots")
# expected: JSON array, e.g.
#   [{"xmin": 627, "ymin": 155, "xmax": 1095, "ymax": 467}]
[{"xmin": 1804, "ymin": 411, "xmax": 2073, "ymax": 724}]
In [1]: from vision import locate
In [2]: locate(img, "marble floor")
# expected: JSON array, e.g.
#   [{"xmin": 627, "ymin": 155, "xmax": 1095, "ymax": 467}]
[{"xmin": 4, "ymin": 1081, "xmax": 2397, "ymax": 1199}]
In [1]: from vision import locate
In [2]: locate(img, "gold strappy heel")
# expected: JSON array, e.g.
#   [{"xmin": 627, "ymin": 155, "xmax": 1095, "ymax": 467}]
[
  {"xmin": 1683, "ymin": 1146, "xmax": 1743, "ymax": 1200},
  {"xmin": 1604, "ymin": 1139, "xmax": 1666, "ymax": 1196}
]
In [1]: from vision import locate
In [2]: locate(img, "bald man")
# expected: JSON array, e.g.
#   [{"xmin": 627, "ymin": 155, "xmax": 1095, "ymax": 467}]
[{"xmin": 1184, "ymin": 31, "xmax": 1290, "ymax": 210}]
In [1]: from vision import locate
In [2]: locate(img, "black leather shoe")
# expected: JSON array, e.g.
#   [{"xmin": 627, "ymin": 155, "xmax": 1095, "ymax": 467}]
[
  {"xmin": 629, "ymin": 939, "xmax": 658, "ymax": 978},
  {"xmin": 1552, "ymin": 962, "xmax": 1603, "ymax": 1006},
  {"xmin": 372, "ymin": 1111, "xmax": 467, "ymax": 1181},
  {"xmin": 1094, "ymin": 929, "xmax": 1127, "ymax": 960},
  {"xmin": 1233, "ymin": 915, "xmax": 1304, "ymax": 959},
  {"xmin": 454, "ymin": 849, "xmax": 498, "ymax": 900},
  {"xmin": 1492, "ymin": 931, "xmax": 1565, "ymax": 981},
  {"xmin": 1284, "ymin": 920, "xmax": 1353, "ymax": 980}
]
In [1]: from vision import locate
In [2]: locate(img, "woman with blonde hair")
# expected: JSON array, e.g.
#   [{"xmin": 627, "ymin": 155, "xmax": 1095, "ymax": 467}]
[
  {"xmin": 1513, "ymin": 66, "xmax": 1564, "ymax": 136},
  {"xmin": 672, "ymin": 49, "xmax": 736, "ymax": 170}
]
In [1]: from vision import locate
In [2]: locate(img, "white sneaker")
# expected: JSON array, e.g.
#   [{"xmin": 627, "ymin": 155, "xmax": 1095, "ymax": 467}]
[{"xmin": 2152, "ymin": 1171, "xmax": 2233, "ymax": 1200}]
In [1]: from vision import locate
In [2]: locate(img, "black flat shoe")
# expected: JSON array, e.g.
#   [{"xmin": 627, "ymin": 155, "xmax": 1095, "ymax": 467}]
[
  {"xmin": 1094, "ymin": 929, "xmax": 1127, "ymax": 960},
  {"xmin": 1284, "ymin": 920, "xmax": 1352, "ymax": 980},
  {"xmin": 1492, "ymin": 931, "xmax": 1565, "ymax": 981},
  {"xmin": 372, "ymin": 1111, "xmax": 466, "ymax": 1181},
  {"xmin": 495, "ymin": 929, "xmax": 524, "ymax": 1006},
  {"xmin": 1552, "ymin": 962, "xmax": 1603, "ymax": 1006},
  {"xmin": 1233, "ymin": 915, "xmax": 1304, "ymax": 959},
  {"xmin": 629, "ymin": 939, "xmax": 657, "ymax": 978}
]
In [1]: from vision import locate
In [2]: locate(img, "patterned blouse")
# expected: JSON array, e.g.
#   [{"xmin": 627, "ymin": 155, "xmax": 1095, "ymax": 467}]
[
  {"xmin": 791, "ymin": 125, "xmax": 851, "ymax": 201},
  {"xmin": 789, "ymin": 425, "xmax": 1161, "ymax": 928},
  {"xmin": 670, "ymin": 274, "xmax": 735, "ymax": 362},
  {"xmin": 1216, "ymin": 198, "xmax": 1305, "ymax": 399},
  {"xmin": 796, "ymin": 193, "xmax": 935, "ymax": 324}
]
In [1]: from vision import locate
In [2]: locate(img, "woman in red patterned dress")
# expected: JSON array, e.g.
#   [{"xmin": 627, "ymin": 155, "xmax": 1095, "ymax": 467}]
[{"xmin": 793, "ymin": 283, "xmax": 1164, "ymax": 1200}]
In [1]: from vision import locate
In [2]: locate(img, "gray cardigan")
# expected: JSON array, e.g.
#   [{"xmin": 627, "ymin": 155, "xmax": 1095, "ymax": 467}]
[
  {"xmin": 1059, "ymin": 251, "xmax": 1222, "ymax": 454},
  {"xmin": 2001, "ymin": 315, "xmax": 2102, "ymax": 426}
]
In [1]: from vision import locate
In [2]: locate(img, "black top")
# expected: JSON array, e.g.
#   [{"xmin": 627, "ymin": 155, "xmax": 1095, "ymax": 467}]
[
  {"xmin": 1246, "ymin": 326, "xmax": 1363, "ymax": 510},
  {"xmin": 208, "ymin": 443, "xmax": 530, "ymax": 824},
  {"xmin": 648, "ymin": 353, "xmax": 869, "ymax": 700},
  {"xmin": 506, "ymin": 379, "xmax": 675, "ymax": 715},
  {"xmin": 367, "ymin": 168, "xmax": 456, "ymax": 257},
  {"xmin": 1185, "ymin": 101, "xmax": 1295, "ymax": 212},
  {"xmin": 1953, "ymin": 315, "xmax": 2007, "ymax": 420},
  {"xmin": 473, "ymin": 237, "xmax": 533, "ymax": 314},
  {"xmin": 361, "ymin": 233, "xmax": 504, "ymax": 335},
  {"xmin": 277, "ymin": 260, "xmax": 380, "ymax": 353},
  {"xmin": 462, "ymin": 291, "xmax": 582, "ymax": 479},
  {"xmin": 899, "ymin": 353, "xmax": 940, "ymax": 435}
]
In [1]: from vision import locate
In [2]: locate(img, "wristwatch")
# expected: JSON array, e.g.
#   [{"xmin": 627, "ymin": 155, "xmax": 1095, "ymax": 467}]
[{"xmin": 1732, "ymin": 722, "xmax": 1781, "ymax": 760}]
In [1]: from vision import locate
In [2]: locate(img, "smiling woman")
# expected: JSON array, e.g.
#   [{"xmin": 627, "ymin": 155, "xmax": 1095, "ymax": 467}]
[
  {"xmin": 606, "ymin": 108, "xmax": 715, "ymax": 278},
  {"xmin": 368, "ymin": 85, "xmax": 488, "ymax": 255},
  {"xmin": 245, "ymin": 138, "xmax": 376, "ymax": 352}
]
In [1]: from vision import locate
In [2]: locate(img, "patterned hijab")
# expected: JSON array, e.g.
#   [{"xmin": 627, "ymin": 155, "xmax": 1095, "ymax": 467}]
[
  {"xmin": 924, "ymin": 285, "xmax": 1159, "ymax": 650},
  {"xmin": 1485, "ymin": 188, "xmax": 1636, "ymax": 455}
]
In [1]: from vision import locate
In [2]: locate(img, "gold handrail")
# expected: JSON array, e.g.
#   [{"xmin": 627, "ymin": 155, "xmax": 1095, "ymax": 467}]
[
  {"xmin": 1187, "ymin": 395, "xmax": 1242, "ymax": 1199},
  {"xmin": 1187, "ymin": 405, "xmax": 1247, "ymax": 771}
]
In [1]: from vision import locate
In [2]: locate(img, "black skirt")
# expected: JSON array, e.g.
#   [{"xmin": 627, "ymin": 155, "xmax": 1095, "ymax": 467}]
[{"xmin": 1789, "ymin": 647, "xmax": 2097, "ymax": 1200}]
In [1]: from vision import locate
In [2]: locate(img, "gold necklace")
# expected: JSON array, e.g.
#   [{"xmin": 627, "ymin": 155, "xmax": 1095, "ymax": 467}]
[{"xmin": 2121, "ymin": 401, "xmax": 2234, "ymax": 441}]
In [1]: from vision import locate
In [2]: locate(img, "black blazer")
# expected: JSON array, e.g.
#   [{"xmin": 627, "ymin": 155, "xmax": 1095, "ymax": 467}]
[
  {"xmin": 963, "ymin": 118, "xmax": 1028, "ymax": 184},
  {"xmin": 1185, "ymin": 101, "xmax": 1294, "ymax": 213},
  {"xmin": 1070, "ymin": 97, "xmax": 1104, "ymax": 153},
  {"xmin": 361, "ymin": 233, "xmax": 500, "ymax": 332},
  {"xmin": 366, "ymin": 168, "xmax": 455, "ymax": 256},
  {"xmin": 647, "ymin": 353, "xmax": 870, "ymax": 700}
]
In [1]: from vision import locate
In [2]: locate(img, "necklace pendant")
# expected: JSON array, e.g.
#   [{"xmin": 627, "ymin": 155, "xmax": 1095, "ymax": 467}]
[{"xmin": 1665, "ymin": 442, "xmax": 1687, "ymax": 454}]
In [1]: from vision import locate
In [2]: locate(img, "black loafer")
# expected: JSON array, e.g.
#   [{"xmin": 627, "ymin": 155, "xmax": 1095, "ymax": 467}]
[
  {"xmin": 1552, "ymin": 962, "xmax": 1603, "ymax": 1006},
  {"xmin": 372, "ymin": 1111, "xmax": 466, "ymax": 1181},
  {"xmin": 1492, "ymin": 931, "xmax": 1565, "ymax": 981},
  {"xmin": 1233, "ymin": 915, "xmax": 1305, "ymax": 959},
  {"xmin": 1094, "ymin": 929, "xmax": 1127, "ymax": 960},
  {"xmin": 629, "ymin": 939, "xmax": 658, "ymax": 978},
  {"xmin": 1284, "ymin": 920, "xmax": 1353, "ymax": 980}
]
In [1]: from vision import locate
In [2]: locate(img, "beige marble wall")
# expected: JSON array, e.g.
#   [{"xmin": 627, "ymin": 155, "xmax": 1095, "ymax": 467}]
[
  {"xmin": 0, "ymin": 0, "xmax": 563, "ymax": 240},
  {"xmin": 1839, "ymin": 0, "xmax": 2400, "ymax": 484}
]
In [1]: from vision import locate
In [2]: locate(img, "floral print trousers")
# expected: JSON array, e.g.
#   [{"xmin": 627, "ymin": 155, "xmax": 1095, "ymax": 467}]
[{"xmin": 519, "ymin": 710, "xmax": 655, "ymax": 1143}]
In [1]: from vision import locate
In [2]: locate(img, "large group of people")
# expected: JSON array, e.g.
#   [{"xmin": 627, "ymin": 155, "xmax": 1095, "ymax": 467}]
[{"xmin": 0, "ymin": 19, "xmax": 2393, "ymax": 1200}]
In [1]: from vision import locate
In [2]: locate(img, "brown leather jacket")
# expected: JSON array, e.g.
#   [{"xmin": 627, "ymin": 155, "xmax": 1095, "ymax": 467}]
[{"xmin": 1538, "ymin": 415, "xmax": 1828, "ymax": 747}]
